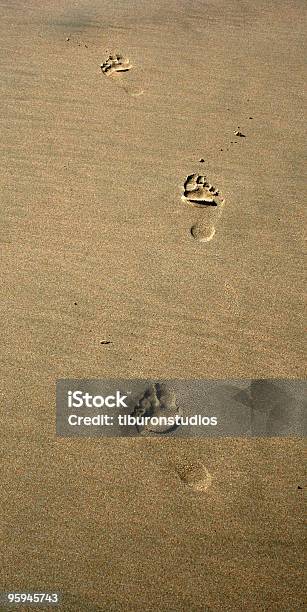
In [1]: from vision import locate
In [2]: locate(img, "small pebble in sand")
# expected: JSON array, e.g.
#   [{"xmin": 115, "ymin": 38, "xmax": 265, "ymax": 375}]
[
  {"xmin": 199, "ymin": 158, "xmax": 205, "ymax": 163},
  {"xmin": 234, "ymin": 130, "xmax": 246, "ymax": 137},
  {"xmin": 66, "ymin": 37, "xmax": 70, "ymax": 42}
]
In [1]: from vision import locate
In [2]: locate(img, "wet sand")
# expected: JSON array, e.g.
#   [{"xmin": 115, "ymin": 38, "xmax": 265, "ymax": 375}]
[{"xmin": 0, "ymin": 0, "xmax": 305, "ymax": 610}]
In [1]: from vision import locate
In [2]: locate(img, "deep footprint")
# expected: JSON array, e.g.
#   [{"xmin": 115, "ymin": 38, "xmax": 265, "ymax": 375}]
[
  {"xmin": 100, "ymin": 53, "xmax": 144, "ymax": 97},
  {"xmin": 182, "ymin": 174, "xmax": 223, "ymax": 207},
  {"xmin": 101, "ymin": 53, "xmax": 132, "ymax": 75},
  {"xmin": 181, "ymin": 173, "xmax": 225, "ymax": 242},
  {"xmin": 131, "ymin": 383, "xmax": 182, "ymax": 435}
]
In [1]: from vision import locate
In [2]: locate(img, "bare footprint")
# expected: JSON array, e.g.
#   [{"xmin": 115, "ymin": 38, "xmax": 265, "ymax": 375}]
[
  {"xmin": 174, "ymin": 459, "xmax": 212, "ymax": 492},
  {"xmin": 181, "ymin": 174, "xmax": 225, "ymax": 242},
  {"xmin": 100, "ymin": 53, "xmax": 144, "ymax": 97},
  {"xmin": 131, "ymin": 383, "xmax": 182, "ymax": 435},
  {"xmin": 190, "ymin": 222, "xmax": 216, "ymax": 243}
]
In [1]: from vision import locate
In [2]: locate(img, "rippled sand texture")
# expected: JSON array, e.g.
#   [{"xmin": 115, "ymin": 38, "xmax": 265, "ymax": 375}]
[{"xmin": 0, "ymin": 0, "xmax": 305, "ymax": 610}]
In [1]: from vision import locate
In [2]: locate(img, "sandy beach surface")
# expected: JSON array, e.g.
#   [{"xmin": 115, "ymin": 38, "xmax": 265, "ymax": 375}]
[{"xmin": 0, "ymin": 1, "xmax": 305, "ymax": 610}]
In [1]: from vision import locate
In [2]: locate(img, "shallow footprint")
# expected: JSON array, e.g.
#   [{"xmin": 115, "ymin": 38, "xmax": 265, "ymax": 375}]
[
  {"xmin": 100, "ymin": 53, "xmax": 144, "ymax": 97},
  {"xmin": 181, "ymin": 174, "xmax": 225, "ymax": 242},
  {"xmin": 174, "ymin": 459, "xmax": 212, "ymax": 492},
  {"xmin": 191, "ymin": 222, "xmax": 216, "ymax": 243}
]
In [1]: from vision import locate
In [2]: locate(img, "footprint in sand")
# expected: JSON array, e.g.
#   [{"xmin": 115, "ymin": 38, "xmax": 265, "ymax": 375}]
[
  {"xmin": 174, "ymin": 459, "xmax": 212, "ymax": 492},
  {"xmin": 131, "ymin": 383, "xmax": 182, "ymax": 435},
  {"xmin": 100, "ymin": 53, "xmax": 144, "ymax": 97},
  {"xmin": 181, "ymin": 174, "xmax": 225, "ymax": 242}
]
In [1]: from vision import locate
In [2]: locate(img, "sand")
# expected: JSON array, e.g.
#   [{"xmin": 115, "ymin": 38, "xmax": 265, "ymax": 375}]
[{"xmin": 0, "ymin": 0, "xmax": 305, "ymax": 610}]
